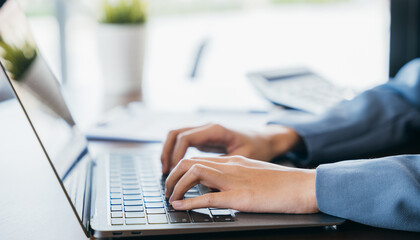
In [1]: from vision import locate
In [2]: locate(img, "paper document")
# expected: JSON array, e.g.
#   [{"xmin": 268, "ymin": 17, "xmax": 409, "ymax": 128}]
[{"xmin": 85, "ymin": 105, "xmax": 272, "ymax": 143}]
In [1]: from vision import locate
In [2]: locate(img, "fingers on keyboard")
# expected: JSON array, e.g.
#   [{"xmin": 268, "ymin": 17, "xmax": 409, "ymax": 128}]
[{"xmin": 109, "ymin": 154, "xmax": 235, "ymax": 226}]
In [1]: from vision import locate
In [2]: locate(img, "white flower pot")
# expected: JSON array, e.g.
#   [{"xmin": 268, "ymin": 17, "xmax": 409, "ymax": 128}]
[{"xmin": 97, "ymin": 23, "xmax": 147, "ymax": 109}]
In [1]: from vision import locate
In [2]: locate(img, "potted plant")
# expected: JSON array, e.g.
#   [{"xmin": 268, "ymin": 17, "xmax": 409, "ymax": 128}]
[
  {"xmin": 96, "ymin": 0, "xmax": 148, "ymax": 110},
  {"xmin": 0, "ymin": 36, "xmax": 37, "ymax": 81},
  {"xmin": 0, "ymin": 36, "xmax": 74, "ymax": 124}
]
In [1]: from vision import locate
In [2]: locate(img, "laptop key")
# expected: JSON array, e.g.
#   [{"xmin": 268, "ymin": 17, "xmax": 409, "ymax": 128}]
[
  {"xmin": 147, "ymin": 214, "xmax": 168, "ymax": 224},
  {"xmin": 165, "ymin": 201, "xmax": 176, "ymax": 212},
  {"xmin": 126, "ymin": 218, "xmax": 146, "ymax": 225},
  {"xmin": 110, "ymin": 183, "xmax": 121, "ymax": 188},
  {"xmin": 210, "ymin": 209, "xmax": 234, "ymax": 222},
  {"xmin": 121, "ymin": 166, "xmax": 135, "ymax": 170},
  {"xmin": 186, "ymin": 189, "xmax": 199, "ymax": 194},
  {"xmin": 190, "ymin": 209, "xmax": 213, "ymax": 223},
  {"xmin": 111, "ymin": 218, "xmax": 124, "ymax": 225},
  {"xmin": 166, "ymin": 205, "xmax": 176, "ymax": 212},
  {"xmin": 140, "ymin": 177, "xmax": 155, "ymax": 182},
  {"xmin": 168, "ymin": 211, "xmax": 191, "ymax": 223},
  {"xmin": 144, "ymin": 197, "xmax": 162, "ymax": 203},
  {"xmin": 143, "ymin": 191, "xmax": 161, "ymax": 197},
  {"xmin": 125, "ymin": 212, "xmax": 145, "ymax": 218},
  {"xmin": 111, "ymin": 206, "xmax": 122, "ymax": 212},
  {"xmin": 124, "ymin": 200, "xmax": 143, "ymax": 206},
  {"xmin": 125, "ymin": 206, "xmax": 144, "ymax": 212},
  {"xmin": 122, "ymin": 181, "xmax": 139, "ymax": 186},
  {"xmin": 146, "ymin": 208, "xmax": 165, "ymax": 214},
  {"xmin": 111, "ymin": 199, "xmax": 122, "ymax": 205},
  {"xmin": 145, "ymin": 202, "xmax": 164, "ymax": 208},
  {"xmin": 110, "ymin": 175, "xmax": 119, "ymax": 180},
  {"xmin": 121, "ymin": 177, "xmax": 138, "ymax": 181},
  {"xmin": 110, "ymin": 187, "xmax": 122, "ymax": 193},
  {"xmin": 142, "ymin": 182, "xmax": 158, "ymax": 187},
  {"xmin": 123, "ymin": 190, "xmax": 141, "ymax": 195},
  {"xmin": 184, "ymin": 193, "xmax": 199, "ymax": 198},
  {"xmin": 111, "ymin": 212, "xmax": 123, "ymax": 218},
  {"xmin": 110, "ymin": 180, "xmax": 121, "ymax": 185},
  {"xmin": 110, "ymin": 194, "xmax": 122, "ymax": 199},
  {"xmin": 210, "ymin": 209, "xmax": 231, "ymax": 216},
  {"xmin": 121, "ymin": 173, "xmax": 137, "ymax": 177},
  {"xmin": 124, "ymin": 195, "xmax": 142, "ymax": 201},
  {"xmin": 142, "ymin": 187, "xmax": 160, "ymax": 192},
  {"xmin": 213, "ymin": 215, "xmax": 234, "ymax": 222},
  {"xmin": 122, "ymin": 176, "xmax": 137, "ymax": 180},
  {"xmin": 122, "ymin": 185, "xmax": 140, "ymax": 190}
]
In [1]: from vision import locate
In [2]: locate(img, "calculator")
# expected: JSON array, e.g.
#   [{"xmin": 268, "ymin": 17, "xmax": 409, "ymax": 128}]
[{"xmin": 247, "ymin": 67, "xmax": 355, "ymax": 115}]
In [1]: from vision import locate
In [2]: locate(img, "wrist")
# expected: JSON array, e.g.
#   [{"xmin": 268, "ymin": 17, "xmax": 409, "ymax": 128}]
[
  {"xmin": 264, "ymin": 125, "xmax": 301, "ymax": 159},
  {"xmin": 298, "ymin": 169, "xmax": 318, "ymax": 213}
]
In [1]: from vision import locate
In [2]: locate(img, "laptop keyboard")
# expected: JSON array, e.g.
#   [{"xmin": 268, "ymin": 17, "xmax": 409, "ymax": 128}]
[{"xmin": 108, "ymin": 153, "xmax": 235, "ymax": 226}]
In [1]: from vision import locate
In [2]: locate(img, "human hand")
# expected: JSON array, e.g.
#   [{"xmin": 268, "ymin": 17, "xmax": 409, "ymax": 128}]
[
  {"xmin": 165, "ymin": 156, "xmax": 318, "ymax": 214},
  {"xmin": 160, "ymin": 123, "xmax": 300, "ymax": 174}
]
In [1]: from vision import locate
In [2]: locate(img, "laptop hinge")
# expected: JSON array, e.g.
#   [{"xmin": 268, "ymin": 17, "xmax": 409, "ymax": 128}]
[{"xmin": 82, "ymin": 158, "xmax": 96, "ymax": 237}]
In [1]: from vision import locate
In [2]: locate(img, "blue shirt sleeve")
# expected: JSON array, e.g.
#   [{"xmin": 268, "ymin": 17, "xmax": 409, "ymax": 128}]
[
  {"xmin": 316, "ymin": 155, "xmax": 420, "ymax": 232},
  {"xmin": 268, "ymin": 59, "xmax": 420, "ymax": 231},
  {"xmin": 269, "ymin": 58, "xmax": 420, "ymax": 166}
]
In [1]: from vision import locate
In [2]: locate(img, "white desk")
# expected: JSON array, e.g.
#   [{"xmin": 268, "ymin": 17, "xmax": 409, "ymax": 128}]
[{"xmin": 0, "ymin": 100, "xmax": 88, "ymax": 240}]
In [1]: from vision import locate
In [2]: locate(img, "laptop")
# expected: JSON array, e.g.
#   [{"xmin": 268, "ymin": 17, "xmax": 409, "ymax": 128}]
[{"xmin": 0, "ymin": 0, "xmax": 344, "ymax": 238}]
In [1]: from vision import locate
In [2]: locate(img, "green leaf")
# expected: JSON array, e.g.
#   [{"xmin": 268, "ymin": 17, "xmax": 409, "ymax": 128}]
[
  {"xmin": 0, "ymin": 37, "xmax": 37, "ymax": 81},
  {"xmin": 99, "ymin": 0, "xmax": 147, "ymax": 24}
]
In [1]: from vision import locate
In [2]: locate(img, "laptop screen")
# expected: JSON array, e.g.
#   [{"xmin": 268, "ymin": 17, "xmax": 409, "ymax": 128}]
[{"xmin": 0, "ymin": 0, "xmax": 91, "ymax": 235}]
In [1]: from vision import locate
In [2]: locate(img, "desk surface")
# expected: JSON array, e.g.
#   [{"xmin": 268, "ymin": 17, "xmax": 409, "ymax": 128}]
[{"xmin": 122, "ymin": 222, "xmax": 420, "ymax": 240}]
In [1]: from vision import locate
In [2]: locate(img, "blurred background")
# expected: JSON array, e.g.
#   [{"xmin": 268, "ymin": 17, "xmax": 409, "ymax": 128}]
[{"xmin": 15, "ymin": 0, "xmax": 390, "ymax": 128}]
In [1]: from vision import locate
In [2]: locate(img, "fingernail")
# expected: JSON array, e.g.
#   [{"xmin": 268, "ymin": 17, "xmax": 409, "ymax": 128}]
[
  {"xmin": 169, "ymin": 196, "xmax": 173, "ymax": 203},
  {"xmin": 172, "ymin": 201, "xmax": 183, "ymax": 208}
]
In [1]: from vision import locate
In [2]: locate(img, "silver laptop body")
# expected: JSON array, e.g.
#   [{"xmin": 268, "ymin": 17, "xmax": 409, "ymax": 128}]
[{"xmin": 0, "ymin": 0, "xmax": 344, "ymax": 238}]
